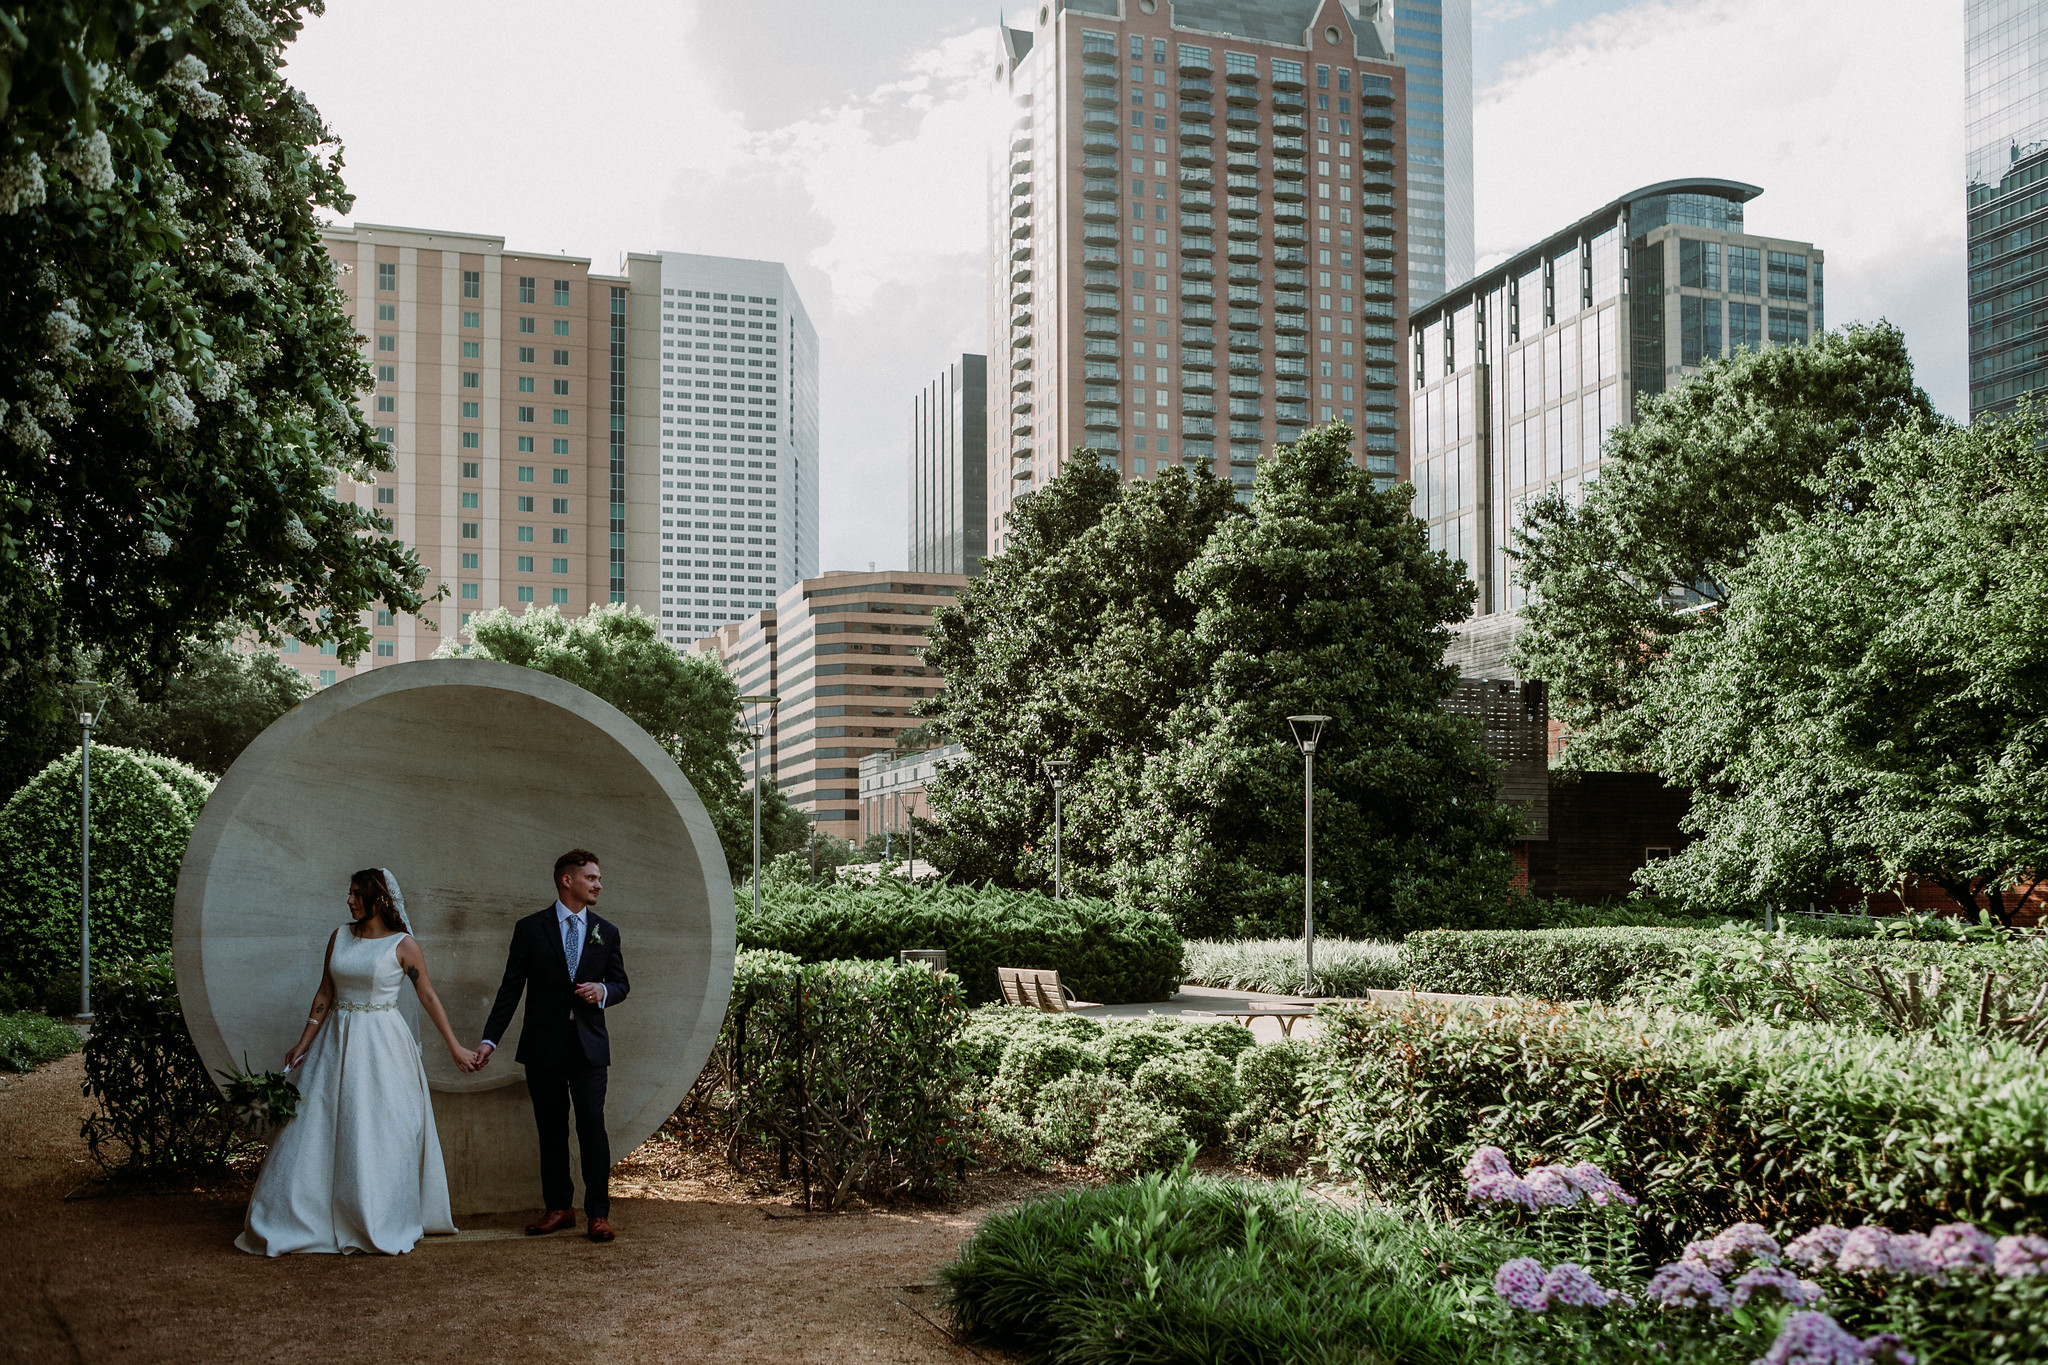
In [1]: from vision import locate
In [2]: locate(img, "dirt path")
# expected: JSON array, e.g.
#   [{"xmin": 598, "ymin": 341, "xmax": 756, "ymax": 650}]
[{"xmin": 0, "ymin": 1056, "xmax": 1035, "ymax": 1365}]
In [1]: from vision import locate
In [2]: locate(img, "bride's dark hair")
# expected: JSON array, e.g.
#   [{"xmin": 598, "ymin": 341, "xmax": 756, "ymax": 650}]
[{"xmin": 349, "ymin": 869, "xmax": 405, "ymax": 934}]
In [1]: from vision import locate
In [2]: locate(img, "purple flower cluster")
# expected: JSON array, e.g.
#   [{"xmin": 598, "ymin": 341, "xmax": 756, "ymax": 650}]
[
  {"xmin": 1993, "ymin": 1233, "xmax": 2048, "ymax": 1278},
  {"xmin": 1492, "ymin": 1256, "xmax": 1632, "ymax": 1313},
  {"xmin": 1924, "ymin": 1223, "xmax": 1995, "ymax": 1275},
  {"xmin": 1785, "ymin": 1226, "xmax": 1849, "ymax": 1272},
  {"xmin": 1645, "ymin": 1259, "xmax": 1732, "ymax": 1312},
  {"xmin": 1837, "ymin": 1227, "xmax": 1936, "ymax": 1279},
  {"xmin": 1461, "ymin": 1146, "xmax": 1637, "ymax": 1213},
  {"xmin": 1684, "ymin": 1222, "xmax": 1783, "ymax": 1275},
  {"xmin": 1732, "ymin": 1265, "xmax": 1824, "ymax": 1308},
  {"xmin": 1754, "ymin": 1313, "xmax": 1914, "ymax": 1365}
]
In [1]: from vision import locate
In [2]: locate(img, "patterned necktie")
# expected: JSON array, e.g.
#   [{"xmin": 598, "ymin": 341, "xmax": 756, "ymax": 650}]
[{"xmin": 564, "ymin": 914, "xmax": 582, "ymax": 980}]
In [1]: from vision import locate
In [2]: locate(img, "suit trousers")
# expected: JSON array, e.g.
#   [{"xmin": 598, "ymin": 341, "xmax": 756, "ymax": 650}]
[{"xmin": 525, "ymin": 1057, "xmax": 610, "ymax": 1219}]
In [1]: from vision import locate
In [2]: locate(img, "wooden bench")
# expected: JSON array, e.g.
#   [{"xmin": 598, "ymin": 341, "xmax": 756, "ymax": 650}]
[
  {"xmin": 1179, "ymin": 1006, "xmax": 1317, "ymax": 1037},
  {"xmin": 996, "ymin": 967, "xmax": 1102, "ymax": 1013}
]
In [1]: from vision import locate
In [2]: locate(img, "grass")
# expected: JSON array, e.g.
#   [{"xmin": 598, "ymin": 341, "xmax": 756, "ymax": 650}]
[
  {"xmin": 1181, "ymin": 938, "xmax": 1404, "ymax": 997},
  {"xmin": 940, "ymin": 1161, "xmax": 1496, "ymax": 1365},
  {"xmin": 0, "ymin": 1010, "xmax": 82, "ymax": 1072}
]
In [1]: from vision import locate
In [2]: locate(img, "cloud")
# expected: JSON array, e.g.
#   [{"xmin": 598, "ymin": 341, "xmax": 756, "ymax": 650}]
[{"xmin": 1474, "ymin": 0, "xmax": 1966, "ymax": 415}]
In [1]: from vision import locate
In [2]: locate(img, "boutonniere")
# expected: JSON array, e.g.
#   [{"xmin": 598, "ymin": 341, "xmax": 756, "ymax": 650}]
[{"xmin": 587, "ymin": 924, "xmax": 603, "ymax": 946}]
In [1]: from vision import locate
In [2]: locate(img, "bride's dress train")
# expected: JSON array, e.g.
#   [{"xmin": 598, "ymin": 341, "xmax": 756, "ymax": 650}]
[{"xmin": 236, "ymin": 929, "xmax": 456, "ymax": 1255}]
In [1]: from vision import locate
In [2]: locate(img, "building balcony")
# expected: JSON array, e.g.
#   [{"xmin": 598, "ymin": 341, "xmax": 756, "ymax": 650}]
[
  {"xmin": 1181, "ymin": 416, "xmax": 1216, "ymax": 436},
  {"xmin": 1225, "ymin": 105, "xmax": 1261, "ymax": 129},
  {"xmin": 1081, "ymin": 181, "xmax": 1119, "ymax": 202},
  {"xmin": 1009, "ymin": 192, "xmax": 1031, "ymax": 212},
  {"xmin": 1082, "ymin": 108, "xmax": 1119, "ymax": 131},
  {"xmin": 1180, "ymin": 367, "xmax": 1216, "ymax": 392},
  {"xmin": 1226, "ymin": 218, "xmax": 1262, "ymax": 242},
  {"xmin": 1228, "ymin": 311, "xmax": 1263, "ymax": 333},
  {"xmin": 1083, "ymin": 88, "xmax": 1119, "ymax": 109},
  {"xmin": 1010, "ymin": 331, "xmax": 1032, "ymax": 349},
  {"xmin": 1226, "ymin": 239, "xmax": 1263, "ymax": 264},
  {"xmin": 1082, "ymin": 315, "xmax": 1120, "ymax": 338},
  {"xmin": 1225, "ymin": 195, "xmax": 1261, "ymax": 218},
  {"xmin": 1360, "ymin": 215, "xmax": 1395, "ymax": 238},
  {"xmin": 1272, "ymin": 202, "xmax": 1306, "ymax": 225},
  {"xmin": 1010, "ymin": 311, "xmax": 1031, "ymax": 330},
  {"xmin": 1181, "ymin": 347, "xmax": 1216, "ymax": 370},
  {"xmin": 1178, "ymin": 99, "xmax": 1213, "ymax": 119},
  {"xmin": 1011, "ymin": 288, "xmax": 1031, "ymax": 308},
  {"xmin": 1271, "ymin": 89, "xmax": 1306, "ymax": 114},
  {"xmin": 1182, "ymin": 279, "xmax": 1215, "ymax": 300},
  {"xmin": 1180, "ymin": 168, "xmax": 1215, "ymax": 190},
  {"xmin": 1274, "ymin": 335, "xmax": 1308, "ymax": 357},
  {"xmin": 1180, "ymin": 143, "xmax": 1214, "ymax": 167},
  {"xmin": 1273, "ymin": 223, "xmax": 1306, "ymax": 245},
  {"xmin": 1229, "ymin": 421, "xmax": 1265, "ymax": 440},
  {"xmin": 1361, "ymin": 149, "xmax": 1395, "ymax": 173},
  {"xmin": 1083, "ymin": 410, "xmax": 1119, "ymax": 430},
  {"xmin": 1085, "ymin": 432, "xmax": 1121, "ymax": 452},
  {"xmin": 1082, "ymin": 47, "xmax": 1117, "ymax": 67},
  {"xmin": 1082, "ymin": 221, "xmax": 1119, "ymax": 244},
  {"xmin": 1272, "ymin": 181, "xmax": 1305, "ymax": 204},
  {"xmin": 1178, "ymin": 121, "xmax": 1213, "ymax": 144},
  {"xmin": 1010, "ymin": 420, "xmax": 1032, "ymax": 438},
  {"xmin": 1083, "ymin": 290, "xmax": 1119, "ymax": 314},
  {"xmin": 1359, "ymin": 104, "xmax": 1394, "ymax": 129},
  {"xmin": 1180, "ymin": 211, "xmax": 1214, "ymax": 230},
  {"xmin": 1364, "ymin": 368, "xmax": 1398, "ymax": 390},
  {"xmin": 1228, "ymin": 401, "xmax": 1263, "ymax": 420},
  {"xmin": 1227, "ymin": 331, "xmax": 1263, "ymax": 352},
  {"xmin": 1083, "ymin": 337, "xmax": 1121, "ymax": 358},
  {"xmin": 1181, "ymin": 395, "xmax": 1216, "ymax": 416},
  {"xmin": 1009, "ymin": 134, "xmax": 1032, "ymax": 155},
  {"xmin": 1274, "ymin": 289, "xmax": 1307, "ymax": 313},
  {"xmin": 1082, "ymin": 202, "xmax": 1120, "ymax": 224},
  {"xmin": 1276, "ymin": 401, "xmax": 1309, "ymax": 422},
  {"xmin": 1225, "ymin": 171, "xmax": 1261, "ymax": 192},
  {"xmin": 1181, "ymin": 232, "xmax": 1214, "ymax": 256},
  {"xmin": 1225, "ymin": 126, "xmax": 1261, "ymax": 149},
  {"xmin": 1182, "ymin": 258, "xmax": 1215, "ymax": 279},
  {"xmin": 1010, "ymin": 155, "xmax": 1032, "ymax": 177},
  {"xmin": 1275, "ymin": 268, "xmax": 1306, "ymax": 286},
  {"xmin": 1082, "ymin": 153, "xmax": 1119, "ymax": 175},
  {"xmin": 1274, "ymin": 356, "xmax": 1307, "ymax": 376},
  {"xmin": 1272, "ymin": 156, "xmax": 1305, "ymax": 180},
  {"xmin": 1360, "ymin": 259, "xmax": 1396, "ymax": 282}
]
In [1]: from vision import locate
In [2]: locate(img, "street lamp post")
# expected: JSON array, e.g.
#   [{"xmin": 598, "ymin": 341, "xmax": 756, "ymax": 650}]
[
  {"xmin": 738, "ymin": 694, "xmax": 780, "ymax": 919},
  {"xmin": 1286, "ymin": 715, "xmax": 1332, "ymax": 997},
  {"xmin": 78, "ymin": 707, "xmax": 97, "ymax": 1021},
  {"xmin": 1044, "ymin": 757, "xmax": 1072, "ymax": 899}
]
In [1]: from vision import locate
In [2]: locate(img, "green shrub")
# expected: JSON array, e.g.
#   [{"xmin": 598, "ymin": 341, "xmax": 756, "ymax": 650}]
[
  {"xmin": 1096, "ymin": 1021, "xmax": 1187, "ymax": 1080},
  {"xmin": 1183, "ymin": 936, "xmax": 1405, "ymax": 995},
  {"xmin": 973, "ymin": 1104, "xmax": 1047, "ymax": 1172},
  {"xmin": 1034, "ymin": 1071, "xmax": 1127, "ymax": 1161},
  {"xmin": 1400, "ymin": 926, "xmax": 1700, "ymax": 1001},
  {"xmin": 992, "ymin": 1032, "xmax": 1102, "ymax": 1119},
  {"xmin": 79, "ymin": 953, "xmax": 247, "ymax": 1175},
  {"xmin": 0, "ymin": 1010, "xmax": 80, "ymax": 1071},
  {"xmin": 1231, "ymin": 1036, "xmax": 1311, "ymax": 1146},
  {"xmin": 0, "ymin": 747, "xmax": 211, "ymax": 998},
  {"xmin": 1088, "ymin": 1094, "xmax": 1189, "ymax": 1176},
  {"xmin": 1131, "ymin": 1049, "xmax": 1237, "ymax": 1144},
  {"xmin": 682, "ymin": 949, "xmax": 971, "ymax": 1207},
  {"xmin": 737, "ymin": 878, "xmax": 1183, "ymax": 1006},
  {"xmin": 941, "ymin": 1166, "xmax": 1488, "ymax": 1364},
  {"xmin": 1301, "ymin": 999, "xmax": 2048, "ymax": 1259},
  {"xmin": 1178, "ymin": 1018, "xmax": 1258, "ymax": 1062}
]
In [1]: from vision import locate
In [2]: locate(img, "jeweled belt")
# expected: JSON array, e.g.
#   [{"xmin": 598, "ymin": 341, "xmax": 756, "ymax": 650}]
[{"xmin": 333, "ymin": 1001, "xmax": 398, "ymax": 1013}]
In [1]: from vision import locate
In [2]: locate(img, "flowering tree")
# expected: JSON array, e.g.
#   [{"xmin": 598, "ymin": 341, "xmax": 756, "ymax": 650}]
[{"xmin": 0, "ymin": 2, "xmax": 435, "ymax": 707}]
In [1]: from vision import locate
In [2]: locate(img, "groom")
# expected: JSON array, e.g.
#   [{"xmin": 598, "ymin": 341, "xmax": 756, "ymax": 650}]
[{"xmin": 476, "ymin": 849, "xmax": 630, "ymax": 1242}]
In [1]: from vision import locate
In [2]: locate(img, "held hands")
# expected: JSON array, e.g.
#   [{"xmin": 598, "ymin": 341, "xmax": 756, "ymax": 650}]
[
  {"xmin": 574, "ymin": 982, "xmax": 606, "ymax": 1005},
  {"xmin": 472, "ymin": 1041, "xmax": 494, "ymax": 1071},
  {"xmin": 448, "ymin": 1043, "xmax": 482, "ymax": 1073}
]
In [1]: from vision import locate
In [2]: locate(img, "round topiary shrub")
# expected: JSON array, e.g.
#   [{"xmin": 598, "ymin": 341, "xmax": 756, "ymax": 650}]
[
  {"xmin": 1229, "ymin": 1039, "xmax": 1313, "ymax": 1167},
  {"xmin": 1131, "ymin": 1048, "xmax": 1238, "ymax": 1144},
  {"xmin": 0, "ymin": 747, "xmax": 211, "ymax": 999},
  {"xmin": 1178, "ymin": 1020, "xmax": 1257, "ymax": 1063},
  {"xmin": 1033, "ymin": 1071, "xmax": 1128, "ymax": 1161},
  {"xmin": 992, "ymin": 1032, "xmax": 1103, "ymax": 1119},
  {"xmin": 1098, "ymin": 1022, "xmax": 1190, "ymax": 1080},
  {"xmin": 1089, "ymin": 1093, "xmax": 1190, "ymax": 1175}
]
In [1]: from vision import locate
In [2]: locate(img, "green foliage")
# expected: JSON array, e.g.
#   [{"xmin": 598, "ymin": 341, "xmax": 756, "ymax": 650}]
[
  {"xmin": 79, "ymin": 952, "xmax": 247, "ymax": 1174},
  {"xmin": 214, "ymin": 1057, "xmax": 300, "ymax": 1134},
  {"xmin": 681, "ymin": 949, "xmax": 971, "ymax": 1207},
  {"xmin": 992, "ymin": 1032, "xmax": 1103, "ymax": 1119},
  {"xmin": 1033, "ymin": 1071, "xmax": 1127, "ymax": 1161},
  {"xmin": 736, "ymin": 878, "xmax": 1184, "ymax": 1007},
  {"xmin": 1183, "ymin": 936, "xmax": 1406, "ymax": 996},
  {"xmin": 1130, "ymin": 1048, "xmax": 1236, "ymax": 1144},
  {"xmin": 0, "ymin": 2, "xmax": 438, "ymax": 712},
  {"xmin": 1301, "ymin": 1000, "xmax": 2048, "ymax": 1259},
  {"xmin": 92, "ymin": 644, "xmax": 311, "ymax": 776},
  {"xmin": 0, "ymin": 1010, "xmax": 81, "ymax": 1071},
  {"xmin": 921, "ymin": 427, "xmax": 1517, "ymax": 940},
  {"xmin": 1400, "ymin": 926, "xmax": 1701, "ymax": 1001},
  {"xmin": 1509, "ymin": 323, "xmax": 1938, "ymax": 766},
  {"xmin": 445, "ymin": 603, "xmax": 808, "ymax": 881},
  {"xmin": 941, "ymin": 1166, "xmax": 1487, "ymax": 1364},
  {"xmin": 1086, "ymin": 1097, "xmax": 1189, "ymax": 1176},
  {"xmin": 1630, "ymin": 413, "xmax": 2048, "ymax": 923},
  {"xmin": 0, "ymin": 745, "xmax": 210, "ymax": 996}
]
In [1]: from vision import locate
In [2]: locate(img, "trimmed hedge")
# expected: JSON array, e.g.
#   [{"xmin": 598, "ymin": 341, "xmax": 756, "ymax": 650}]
[
  {"xmin": 1400, "ymin": 926, "xmax": 1698, "ymax": 1000},
  {"xmin": 680, "ymin": 949, "xmax": 971, "ymax": 1207},
  {"xmin": 738, "ymin": 879, "xmax": 1183, "ymax": 1006},
  {"xmin": 1182, "ymin": 937, "xmax": 1404, "ymax": 996},
  {"xmin": 1301, "ymin": 999, "xmax": 2048, "ymax": 1259}
]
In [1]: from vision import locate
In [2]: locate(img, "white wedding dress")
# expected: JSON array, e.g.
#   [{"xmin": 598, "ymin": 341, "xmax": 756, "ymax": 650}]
[{"xmin": 237, "ymin": 928, "xmax": 457, "ymax": 1255}]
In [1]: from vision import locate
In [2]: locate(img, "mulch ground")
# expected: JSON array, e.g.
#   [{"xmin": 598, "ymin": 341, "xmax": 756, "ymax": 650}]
[{"xmin": 0, "ymin": 1055, "xmax": 1088, "ymax": 1365}]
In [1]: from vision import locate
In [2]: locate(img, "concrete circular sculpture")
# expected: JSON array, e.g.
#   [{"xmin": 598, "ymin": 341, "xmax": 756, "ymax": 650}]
[{"xmin": 173, "ymin": 659, "xmax": 735, "ymax": 1213}]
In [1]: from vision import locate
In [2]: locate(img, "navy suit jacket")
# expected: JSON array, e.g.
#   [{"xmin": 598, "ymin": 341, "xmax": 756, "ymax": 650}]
[{"xmin": 481, "ymin": 906, "xmax": 630, "ymax": 1068}]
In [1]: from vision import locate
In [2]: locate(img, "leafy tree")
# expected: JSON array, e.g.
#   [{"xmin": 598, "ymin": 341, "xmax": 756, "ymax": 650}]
[
  {"xmin": 1635, "ymin": 412, "xmax": 2048, "ymax": 924},
  {"xmin": 922, "ymin": 428, "xmax": 1516, "ymax": 938},
  {"xmin": 93, "ymin": 644, "xmax": 311, "ymax": 776},
  {"xmin": 0, "ymin": 2, "xmax": 437, "ymax": 742},
  {"xmin": 1509, "ymin": 324, "xmax": 1938, "ymax": 767},
  {"xmin": 441, "ymin": 604, "xmax": 807, "ymax": 880},
  {"xmin": 0, "ymin": 746, "xmax": 211, "ymax": 999}
]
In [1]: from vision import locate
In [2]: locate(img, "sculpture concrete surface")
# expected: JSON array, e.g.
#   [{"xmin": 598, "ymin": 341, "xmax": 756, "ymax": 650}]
[{"xmin": 173, "ymin": 659, "xmax": 735, "ymax": 1213}]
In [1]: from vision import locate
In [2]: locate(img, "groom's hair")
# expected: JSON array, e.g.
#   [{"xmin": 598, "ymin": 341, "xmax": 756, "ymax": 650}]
[{"xmin": 554, "ymin": 849, "xmax": 599, "ymax": 888}]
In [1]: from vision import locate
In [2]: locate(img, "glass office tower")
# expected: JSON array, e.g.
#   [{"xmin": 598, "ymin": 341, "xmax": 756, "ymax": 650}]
[
  {"xmin": 1391, "ymin": 0, "xmax": 1472, "ymax": 305},
  {"xmin": 1966, "ymin": 0, "xmax": 2048, "ymax": 421}
]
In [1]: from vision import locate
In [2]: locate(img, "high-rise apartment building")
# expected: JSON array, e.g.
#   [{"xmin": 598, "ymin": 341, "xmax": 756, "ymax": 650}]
[
  {"xmin": 909, "ymin": 354, "xmax": 989, "ymax": 576},
  {"xmin": 1406, "ymin": 180, "xmax": 1822, "ymax": 671},
  {"xmin": 1388, "ymin": 0, "xmax": 1472, "ymax": 305},
  {"xmin": 1966, "ymin": 0, "xmax": 2048, "ymax": 422},
  {"xmin": 988, "ymin": 0, "xmax": 1410, "ymax": 553},
  {"xmin": 278, "ymin": 225, "xmax": 814, "ymax": 690},
  {"xmin": 696, "ymin": 571, "xmax": 967, "ymax": 839},
  {"xmin": 653, "ymin": 253, "xmax": 821, "ymax": 642}
]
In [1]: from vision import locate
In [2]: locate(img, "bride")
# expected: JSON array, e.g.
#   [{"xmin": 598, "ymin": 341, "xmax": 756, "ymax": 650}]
[{"xmin": 237, "ymin": 868, "xmax": 477, "ymax": 1256}]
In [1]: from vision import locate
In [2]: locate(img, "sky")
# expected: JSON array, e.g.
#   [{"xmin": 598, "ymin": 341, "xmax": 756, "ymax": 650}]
[{"xmin": 286, "ymin": 0, "xmax": 1967, "ymax": 574}]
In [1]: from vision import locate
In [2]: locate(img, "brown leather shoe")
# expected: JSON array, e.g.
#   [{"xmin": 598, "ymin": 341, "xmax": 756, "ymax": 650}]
[
  {"xmin": 586, "ymin": 1216, "xmax": 615, "ymax": 1243},
  {"xmin": 525, "ymin": 1209, "xmax": 576, "ymax": 1236}
]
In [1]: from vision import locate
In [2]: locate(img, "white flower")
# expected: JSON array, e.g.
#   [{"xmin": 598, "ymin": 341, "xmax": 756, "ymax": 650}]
[
  {"xmin": 5, "ymin": 409, "xmax": 51, "ymax": 454},
  {"xmin": 142, "ymin": 529, "xmax": 173, "ymax": 557},
  {"xmin": 45, "ymin": 301, "xmax": 92, "ymax": 361},
  {"xmin": 161, "ymin": 55, "xmax": 225, "ymax": 118},
  {"xmin": 198, "ymin": 360, "xmax": 236, "ymax": 402},
  {"xmin": 0, "ymin": 152, "xmax": 48, "ymax": 215},
  {"xmin": 225, "ymin": 144, "xmax": 270, "ymax": 202},
  {"xmin": 220, "ymin": 0, "xmax": 268, "ymax": 41},
  {"xmin": 55, "ymin": 130, "xmax": 115, "ymax": 192},
  {"xmin": 156, "ymin": 375, "xmax": 197, "ymax": 431},
  {"xmin": 284, "ymin": 516, "xmax": 317, "ymax": 550}
]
